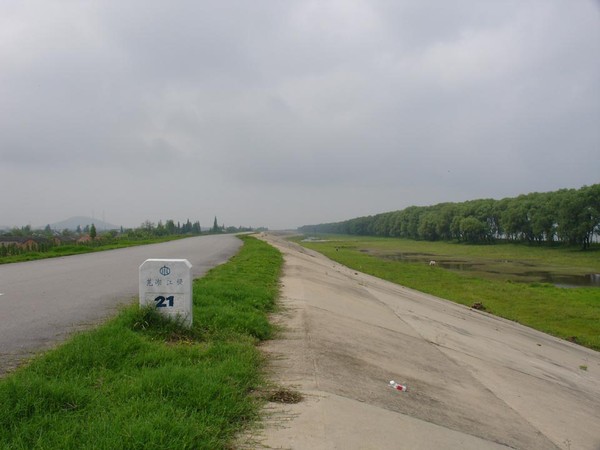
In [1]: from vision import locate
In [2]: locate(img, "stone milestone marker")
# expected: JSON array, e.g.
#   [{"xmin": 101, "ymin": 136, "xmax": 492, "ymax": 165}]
[{"xmin": 139, "ymin": 259, "xmax": 193, "ymax": 327}]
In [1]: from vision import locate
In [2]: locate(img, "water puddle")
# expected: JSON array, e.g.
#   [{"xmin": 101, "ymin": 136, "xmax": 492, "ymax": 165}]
[
  {"xmin": 518, "ymin": 272, "xmax": 600, "ymax": 288},
  {"xmin": 382, "ymin": 253, "xmax": 599, "ymax": 288}
]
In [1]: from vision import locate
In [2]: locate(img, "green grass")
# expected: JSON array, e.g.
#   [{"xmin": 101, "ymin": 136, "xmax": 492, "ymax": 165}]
[
  {"xmin": 296, "ymin": 235, "xmax": 600, "ymax": 351},
  {"xmin": 0, "ymin": 235, "xmax": 283, "ymax": 449}
]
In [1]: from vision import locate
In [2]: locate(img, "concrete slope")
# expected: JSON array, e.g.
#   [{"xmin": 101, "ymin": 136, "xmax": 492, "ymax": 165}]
[{"xmin": 247, "ymin": 234, "xmax": 600, "ymax": 450}]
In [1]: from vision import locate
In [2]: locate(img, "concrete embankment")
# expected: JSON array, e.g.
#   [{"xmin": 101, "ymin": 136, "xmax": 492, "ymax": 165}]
[{"xmin": 247, "ymin": 233, "xmax": 600, "ymax": 450}]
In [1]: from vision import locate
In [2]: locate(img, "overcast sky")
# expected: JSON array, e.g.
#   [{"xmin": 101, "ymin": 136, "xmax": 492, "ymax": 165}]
[{"xmin": 1, "ymin": 1, "xmax": 599, "ymax": 230}]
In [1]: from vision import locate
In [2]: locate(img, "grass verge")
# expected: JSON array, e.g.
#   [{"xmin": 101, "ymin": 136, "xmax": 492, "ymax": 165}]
[
  {"xmin": 296, "ymin": 235, "xmax": 600, "ymax": 351},
  {"xmin": 0, "ymin": 235, "xmax": 283, "ymax": 449},
  {"xmin": 0, "ymin": 236, "xmax": 189, "ymax": 265}
]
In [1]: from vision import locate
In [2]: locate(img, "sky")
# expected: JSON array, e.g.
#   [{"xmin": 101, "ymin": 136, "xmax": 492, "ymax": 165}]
[{"xmin": 1, "ymin": 0, "xmax": 599, "ymax": 230}]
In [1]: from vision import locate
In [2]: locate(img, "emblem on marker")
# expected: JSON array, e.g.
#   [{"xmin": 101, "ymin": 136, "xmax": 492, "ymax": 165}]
[{"xmin": 159, "ymin": 265, "xmax": 171, "ymax": 276}]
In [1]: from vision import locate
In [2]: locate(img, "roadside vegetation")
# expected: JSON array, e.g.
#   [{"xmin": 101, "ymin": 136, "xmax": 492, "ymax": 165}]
[
  {"xmin": 299, "ymin": 184, "xmax": 600, "ymax": 249},
  {"xmin": 0, "ymin": 235, "xmax": 283, "ymax": 449},
  {"xmin": 0, "ymin": 217, "xmax": 263, "ymax": 265},
  {"xmin": 0, "ymin": 234, "xmax": 187, "ymax": 264},
  {"xmin": 295, "ymin": 235, "xmax": 600, "ymax": 351}
]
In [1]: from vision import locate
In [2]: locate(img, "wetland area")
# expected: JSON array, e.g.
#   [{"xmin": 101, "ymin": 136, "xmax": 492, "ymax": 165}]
[{"xmin": 374, "ymin": 251, "xmax": 600, "ymax": 288}]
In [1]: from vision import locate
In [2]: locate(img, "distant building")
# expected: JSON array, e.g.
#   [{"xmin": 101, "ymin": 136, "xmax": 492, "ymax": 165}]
[
  {"xmin": 0, "ymin": 236, "xmax": 49, "ymax": 250},
  {"xmin": 76, "ymin": 235, "xmax": 93, "ymax": 244}
]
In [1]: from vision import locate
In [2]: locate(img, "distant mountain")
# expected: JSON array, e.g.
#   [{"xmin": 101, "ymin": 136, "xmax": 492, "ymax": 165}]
[{"xmin": 49, "ymin": 216, "xmax": 119, "ymax": 231}]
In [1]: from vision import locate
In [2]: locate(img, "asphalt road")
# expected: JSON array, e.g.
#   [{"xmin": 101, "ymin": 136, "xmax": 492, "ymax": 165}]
[{"xmin": 0, "ymin": 234, "xmax": 242, "ymax": 375}]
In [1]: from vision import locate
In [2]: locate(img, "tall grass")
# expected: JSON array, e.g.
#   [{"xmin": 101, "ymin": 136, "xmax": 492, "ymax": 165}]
[{"xmin": 0, "ymin": 236, "xmax": 283, "ymax": 449}]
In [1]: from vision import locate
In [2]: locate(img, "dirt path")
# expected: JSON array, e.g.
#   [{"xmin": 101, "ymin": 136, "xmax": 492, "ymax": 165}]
[{"xmin": 245, "ymin": 233, "xmax": 600, "ymax": 450}]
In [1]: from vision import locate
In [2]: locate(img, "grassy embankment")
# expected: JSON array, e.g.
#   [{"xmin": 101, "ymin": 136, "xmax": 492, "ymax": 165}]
[
  {"xmin": 0, "ymin": 235, "xmax": 188, "ymax": 265},
  {"xmin": 0, "ymin": 236, "xmax": 283, "ymax": 449},
  {"xmin": 296, "ymin": 235, "xmax": 600, "ymax": 351}
]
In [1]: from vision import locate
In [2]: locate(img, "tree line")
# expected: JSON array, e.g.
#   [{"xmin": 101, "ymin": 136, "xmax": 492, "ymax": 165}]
[
  {"xmin": 0, "ymin": 216, "xmax": 261, "ymax": 258},
  {"xmin": 1, "ymin": 218, "xmax": 205, "ymax": 240},
  {"xmin": 299, "ymin": 184, "xmax": 600, "ymax": 249}
]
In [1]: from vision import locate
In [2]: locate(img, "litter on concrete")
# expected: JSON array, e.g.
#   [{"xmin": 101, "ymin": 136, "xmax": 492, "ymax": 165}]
[{"xmin": 389, "ymin": 380, "xmax": 407, "ymax": 392}]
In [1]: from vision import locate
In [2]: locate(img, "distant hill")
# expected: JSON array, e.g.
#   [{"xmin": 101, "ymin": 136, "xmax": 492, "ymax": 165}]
[{"xmin": 49, "ymin": 216, "xmax": 119, "ymax": 231}]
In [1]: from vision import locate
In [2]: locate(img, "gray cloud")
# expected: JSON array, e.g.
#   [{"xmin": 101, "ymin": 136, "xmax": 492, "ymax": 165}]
[{"xmin": 1, "ymin": 0, "xmax": 598, "ymax": 229}]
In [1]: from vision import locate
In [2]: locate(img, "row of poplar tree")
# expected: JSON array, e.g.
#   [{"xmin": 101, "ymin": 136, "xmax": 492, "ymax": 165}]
[{"xmin": 299, "ymin": 184, "xmax": 600, "ymax": 249}]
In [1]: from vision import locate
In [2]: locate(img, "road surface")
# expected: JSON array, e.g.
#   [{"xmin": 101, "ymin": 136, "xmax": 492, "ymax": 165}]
[
  {"xmin": 0, "ymin": 234, "xmax": 241, "ymax": 375},
  {"xmin": 248, "ymin": 233, "xmax": 600, "ymax": 450}
]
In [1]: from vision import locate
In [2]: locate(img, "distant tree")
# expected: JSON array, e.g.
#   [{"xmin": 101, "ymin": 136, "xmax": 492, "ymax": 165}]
[
  {"xmin": 556, "ymin": 186, "xmax": 599, "ymax": 249},
  {"xmin": 165, "ymin": 220, "xmax": 176, "ymax": 235},
  {"xmin": 212, "ymin": 217, "xmax": 221, "ymax": 233},
  {"xmin": 76, "ymin": 225, "xmax": 82, "ymax": 234},
  {"xmin": 90, "ymin": 223, "xmax": 97, "ymax": 239},
  {"xmin": 156, "ymin": 220, "xmax": 166, "ymax": 236},
  {"xmin": 10, "ymin": 225, "xmax": 30, "ymax": 237},
  {"xmin": 417, "ymin": 212, "xmax": 439, "ymax": 241},
  {"xmin": 103, "ymin": 230, "xmax": 118, "ymax": 239},
  {"xmin": 459, "ymin": 217, "xmax": 487, "ymax": 243}
]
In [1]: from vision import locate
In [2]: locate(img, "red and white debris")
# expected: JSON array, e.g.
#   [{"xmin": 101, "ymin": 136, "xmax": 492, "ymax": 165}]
[{"xmin": 389, "ymin": 380, "xmax": 408, "ymax": 392}]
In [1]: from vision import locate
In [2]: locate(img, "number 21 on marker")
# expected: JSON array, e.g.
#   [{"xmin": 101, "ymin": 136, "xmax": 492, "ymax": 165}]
[{"xmin": 155, "ymin": 295, "xmax": 174, "ymax": 307}]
